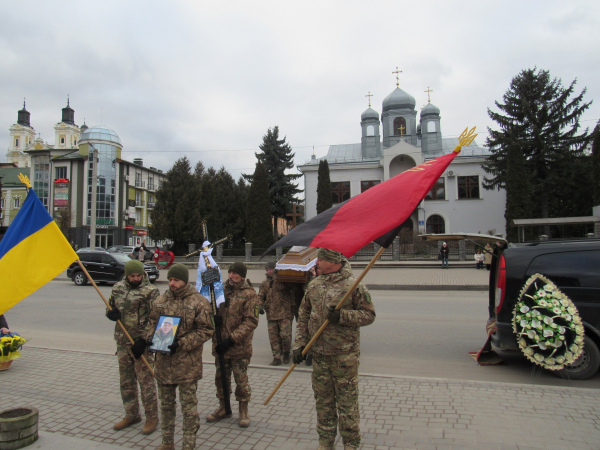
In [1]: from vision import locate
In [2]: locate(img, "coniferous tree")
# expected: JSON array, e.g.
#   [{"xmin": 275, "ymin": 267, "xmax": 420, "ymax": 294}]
[
  {"xmin": 246, "ymin": 161, "xmax": 273, "ymax": 248},
  {"xmin": 244, "ymin": 126, "xmax": 302, "ymax": 241},
  {"xmin": 592, "ymin": 124, "xmax": 600, "ymax": 206},
  {"xmin": 504, "ymin": 142, "xmax": 532, "ymax": 242},
  {"xmin": 150, "ymin": 156, "xmax": 197, "ymax": 254},
  {"xmin": 316, "ymin": 159, "xmax": 332, "ymax": 214},
  {"xmin": 483, "ymin": 69, "xmax": 592, "ymax": 232}
]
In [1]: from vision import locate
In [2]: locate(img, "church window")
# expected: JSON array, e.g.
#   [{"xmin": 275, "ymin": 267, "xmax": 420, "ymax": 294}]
[
  {"xmin": 367, "ymin": 125, "xmax": 375, "ymax": 136},
  {"xmin": 458, "ymin": 176, "xmax": 480, "ymax": 199},
  {"xmin": 426, "ymin": 214, "xmax": 445, "ymax": 234},
  {"xmin": 393, "ymin": 117, "xmax": 407, "ymax": 136},
  {"xmin": 361, "ymin": 180, "xmax": 381, "ymax": 193},
  {"xmin": 55, "ymin": 166, "xmax": 67, "ymax": 180},
  {"xmin": 331, "ymin": 181, "xmax": 350, "ymax": 204},
  {"xmin": 60, "ymin": 136, "xmax": 65, "ymax": 145},
  {"xmin": 15, "ymin": 138, "xmax": 19, "ymax": 148},
  {"xmin": 427, "ymin": 121, "xmax": 436, "ymax": 133},
  {"xmin": 425, "ymin": 177, "xmax": 445, "ymax": 200}
]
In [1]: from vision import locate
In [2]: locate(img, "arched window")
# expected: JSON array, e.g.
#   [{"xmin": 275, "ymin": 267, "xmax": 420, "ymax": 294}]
[
  {"xmin": 427, "ymin": 121, "xmax": 436, "ymax": 133},
  {"xmin": 15, "ymin": 138, "xmax": 19, "ymax": 148},
  {"xmin": 367, "ymin": 125, "xmax": 375, "ymax": 136},
  {"xmin": 426, "ymin": 214, "xmax": 445, "ymax": 234},
  {"xmin": 393, "ymin": 117, "xmax": 407, "ymax": 136}
]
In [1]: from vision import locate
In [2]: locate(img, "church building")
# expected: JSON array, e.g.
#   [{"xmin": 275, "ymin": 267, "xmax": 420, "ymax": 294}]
[{"xmin": 298, "ymin": 76, "xmax": 507, "ymax": 238}]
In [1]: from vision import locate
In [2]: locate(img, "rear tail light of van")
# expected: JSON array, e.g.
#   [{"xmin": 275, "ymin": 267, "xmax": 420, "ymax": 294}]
[{"xmin": 495, "ymin": 255, "xmax": 506, "ymax": 314}]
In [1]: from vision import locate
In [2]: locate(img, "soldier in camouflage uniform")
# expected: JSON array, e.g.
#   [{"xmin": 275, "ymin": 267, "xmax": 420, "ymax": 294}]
[
  {"xmin": 137, "ymin": 263, "xmax": 214, "ymax": 450},
  {"xmin": 258, "ymin": 261, "xmax": 296, "ymax": 365},
  {"xmin": 206, "ymin": 262, "xmax": 259, "ymax": 428},
  {"xmin": 293, "ymin": 249, "xmax": 375, "ymax": 450},
  {"xmin": 106, "ymin": 260, "xmax": 159, "ymax": 435}
]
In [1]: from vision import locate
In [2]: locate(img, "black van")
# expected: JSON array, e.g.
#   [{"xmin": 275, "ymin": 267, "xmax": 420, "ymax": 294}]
[{"xmin": 489, "ymin": 239, "xmax": 600, "ymax": 379}]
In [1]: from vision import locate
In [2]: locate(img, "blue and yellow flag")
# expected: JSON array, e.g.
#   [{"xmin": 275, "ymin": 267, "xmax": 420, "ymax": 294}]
[{"xmin": 0, "ymin": 178, "xmax": 78, "ymax": 315}]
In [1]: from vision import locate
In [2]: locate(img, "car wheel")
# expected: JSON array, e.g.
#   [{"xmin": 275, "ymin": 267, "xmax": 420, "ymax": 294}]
[
  {"xmin": 554, "ymin": 335, "xmax": 600, "ymax": 380},
  {"xmin": 73, "ymin": 271, "xmax": 88, "ymax": 286}
]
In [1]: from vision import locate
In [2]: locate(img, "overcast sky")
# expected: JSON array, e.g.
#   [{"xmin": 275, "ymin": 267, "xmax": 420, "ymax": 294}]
[{"xmin": 1, "ymin": 1, "xmax": 599, "ymax": 188}]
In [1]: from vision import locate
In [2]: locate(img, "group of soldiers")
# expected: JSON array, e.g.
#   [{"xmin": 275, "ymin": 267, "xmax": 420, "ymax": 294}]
[{"xmin": 106, "ymin": 247, "xmax": 375, "ymax": 450}]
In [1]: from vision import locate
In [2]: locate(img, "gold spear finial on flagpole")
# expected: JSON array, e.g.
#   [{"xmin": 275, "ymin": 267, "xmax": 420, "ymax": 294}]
[
  {"xmin": 453, "ymin": 127, "xmax": 478, "ymax": 154},
  {"xmin": 18, "ymin": 173, "xmax": 32, "ymax": 189}
]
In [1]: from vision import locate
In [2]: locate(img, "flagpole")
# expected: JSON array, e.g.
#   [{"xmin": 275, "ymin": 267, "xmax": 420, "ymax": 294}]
[
  {"xmin": 76, "ymin": 260, "xmax": 155, "ymax": 376},
  {"xmin": 263, "ymin": 246, "xmax": 385, "ymax": 405}
]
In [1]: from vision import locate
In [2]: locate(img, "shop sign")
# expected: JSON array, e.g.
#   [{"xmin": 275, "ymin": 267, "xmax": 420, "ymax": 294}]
[
  {"xmin": 136, "ymin": 230, "xmax": 148, "ymax": 235},
  {"xmin": 54, "ymin": 182, "xmax": 69, "ymax": 207}
]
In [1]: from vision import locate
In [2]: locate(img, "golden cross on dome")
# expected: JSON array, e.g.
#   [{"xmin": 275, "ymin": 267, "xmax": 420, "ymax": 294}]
[
  {"xmin": 425, "ymin": 86, "xmax": 433, "ymax": 103},
  {"xmin": 365, "ymin": 91, "xmax": 373, "ymax": 108},
  {"xmin": 398, "ymin": 124, "xmax": 406, "ymax": 136},
  {"xmin": 392, "ymin": 67, "xmax": 402, "ymax": 87}
]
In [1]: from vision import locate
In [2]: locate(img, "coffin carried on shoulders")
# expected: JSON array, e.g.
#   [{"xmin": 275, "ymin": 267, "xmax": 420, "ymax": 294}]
[{"xmin": 274, "ymin": 246, "xmax": 318, "ymax": 284}]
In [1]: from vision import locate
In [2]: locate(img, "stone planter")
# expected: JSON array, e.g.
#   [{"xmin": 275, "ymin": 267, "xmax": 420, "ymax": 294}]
[{"xmin": 0, "ymin": 407, "xmax": 39, "ymax": 450}]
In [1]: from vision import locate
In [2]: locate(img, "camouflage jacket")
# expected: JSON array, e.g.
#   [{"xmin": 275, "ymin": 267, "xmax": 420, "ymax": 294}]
[
  {"xmin": 108, "ymin": 274, "xmax": 160, "ymax": 346},
  {"xmin": 294, "ymin": 260, "xmax": 375, "ymax": 355},
  {"xmin": 144, "ymin": 283, "xmax": 214, "ymax": 384},
  {"xmin": 212, "ymin": 279, "xmax": 259, "ymax": 359},
  {"xmin": 258, "ymin": 273, "xmax": 299, "ymax": 321}
]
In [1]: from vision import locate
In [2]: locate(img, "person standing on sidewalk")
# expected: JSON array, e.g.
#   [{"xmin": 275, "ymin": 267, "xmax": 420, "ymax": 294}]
[
  {"xmin": 206, "ymin": 262, "xmax": 259, "ymax": 428},
  {"xmin": 293, "ymin": 248, "xmax": 375, "ymax": 450},
  {"xmin": 106, "ymin": 260, "xmax": 159, "ymax": 435},
  {"xmin": 440, "ymin": 242, "xmax": 450, "ymax": 269},
  {"xmin": 258, "ymin": 261, "xmax": 295, "ymax": 366},
  {"xmin": 137, "ymin": 263, "xmax": 214, "ymax": 450}
]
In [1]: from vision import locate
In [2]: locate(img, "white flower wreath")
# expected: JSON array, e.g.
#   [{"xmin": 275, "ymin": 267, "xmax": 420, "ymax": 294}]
[{"xmin": 512, "ymin": 274, "xmax": 584, "ymax": 370}]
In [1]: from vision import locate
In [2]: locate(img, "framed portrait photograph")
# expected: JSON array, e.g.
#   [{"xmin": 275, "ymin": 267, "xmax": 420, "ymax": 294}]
[{"xmin": 149, "ymin": 315, "xmax": 181, "ymax": 353}]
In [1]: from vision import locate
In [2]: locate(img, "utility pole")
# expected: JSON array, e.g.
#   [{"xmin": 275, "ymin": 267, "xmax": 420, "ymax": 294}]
[
  {"xmin": 0, "ymin": 174, "xmax": 3, "ymax": 231},
  {"xmin": 89, "ymin": 144, "xmax": 98, "ymax": 250}
]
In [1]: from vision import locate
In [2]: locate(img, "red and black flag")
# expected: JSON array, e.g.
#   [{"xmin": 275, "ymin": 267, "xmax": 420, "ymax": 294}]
[{"xmin": 264, "ymin": 128, "xmax": 477, "ymax": 258}]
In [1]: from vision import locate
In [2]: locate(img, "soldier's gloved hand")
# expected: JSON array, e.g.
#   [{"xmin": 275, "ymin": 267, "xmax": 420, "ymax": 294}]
[
  {"xmin": 215, "ymin": 337, "xmax": 235, "ymax": 355},
  {"xmin": 327, "ymin": 305, "xmax": 340, "ymax": 324},
  {"xmin": 213, "ymin": 315, "xmax": 223, "ymax": 327},
  {"xmin": 131, "ymin": 338, "xmax": 147, "ymax": 359},
  {"xmin": 259, "ymin": 305, "xmax": 265, "ymax": 315},
  {"xmin": 293, "ymin": 346, "xmax": 306, "ymax": 364},
  {"xmin": 106, "ymin": 307, "xmax": 121, "ymax": 322},
  {"xmin": 168, "ymin": 339, "xmax": 179, "ymax": 355}
]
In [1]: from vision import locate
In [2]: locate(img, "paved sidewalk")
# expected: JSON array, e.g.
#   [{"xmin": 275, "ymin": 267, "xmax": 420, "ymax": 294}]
[
  {"xmin": 56, "ymin": 266, "xmax": 490, "ymax": 291},
  {"xmin": 2, "ymin": 348, "xmax": 600, "ymax": 450}
]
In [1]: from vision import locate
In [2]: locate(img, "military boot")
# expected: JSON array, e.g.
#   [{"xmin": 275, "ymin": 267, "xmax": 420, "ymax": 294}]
[
  {"xmin": 113, "ymin": 416, "xmax": 141, "ymax": 430},
  {"xmin": 142, "ymin": 417, "xmax": 158, "ymax": 435},
  {"xmin": 206, "ymin": 399, "xmax": 232, "ymax": 422},
  {"xmin": 238, "ymin": 401, "xmax": 250, "ymax": 427},
  {"xmin": 156, "ymin": 444, "xmax": 175, "ymax": 450},
  {"xmin": 269, "ymin": 358, "xmax": 282, "ymax": 366},
  {"xmin": 282, "ymin": 352, "xmax": 290, "ymax": 364}
]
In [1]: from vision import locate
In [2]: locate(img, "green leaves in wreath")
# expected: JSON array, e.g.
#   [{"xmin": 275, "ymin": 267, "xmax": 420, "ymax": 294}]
[{"xmin": 512, "ymin": 274, "xmax": 584, "ymax": 370}]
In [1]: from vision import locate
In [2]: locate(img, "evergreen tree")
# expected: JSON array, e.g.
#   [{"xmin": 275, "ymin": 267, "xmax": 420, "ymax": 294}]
[
  {"xmin": 246, "ymin": 161, "xmax": 273, "ymax": 248},
  {"xmin": 244, "ymin": 126, "xmax": 302, "ymax": 241},
  {"xmin": 150, "ymin": 156, "xmax": 197, "ymax": 254},
  {"xmin": 316, "ymin": 159, "xmax": 332, "ymax": 214},
  {"xmin": 483, "ymin": 68, "xmax": 592, "ymax": 229},
  {"xmin": 592, "ymin": 124, "xmax": 600, "ymax": 206},
  {"xmin": 504, "ymin": 142, "xmax": 532, "ymax": 242}
]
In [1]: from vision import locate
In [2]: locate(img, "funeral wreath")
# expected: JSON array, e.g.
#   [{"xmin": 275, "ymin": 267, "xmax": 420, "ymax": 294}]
[{"xmin": 512, "ymin": 274, "xmax": 584, "ymax": 370}]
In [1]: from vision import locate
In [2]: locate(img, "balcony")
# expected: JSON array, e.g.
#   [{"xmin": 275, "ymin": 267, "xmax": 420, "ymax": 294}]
[
  {"xmin": 135, "ymin": 200, "xmax": 143, "ymax": 208},
  {"xmin": 135, "ymin": 180, "xmax": 145, "ymax": 188},
  {"xmin": 147, "ymin": 202, "xmax": 155, "ymax": 209},
  {"xmin": 148, "ymin": 182, "xmax": 155, "ymax": 191}
]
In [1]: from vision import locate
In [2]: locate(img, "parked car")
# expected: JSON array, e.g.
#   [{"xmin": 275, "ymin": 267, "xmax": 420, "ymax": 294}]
[
  {"xmin": 67, "ymin": 250, "xmax": 159, "ymax": 285},
  {"xmin": 77, "ymin": 246, "xmax": 106, "ymax": 252},
  {"xmin": 489, "ymin": 239, "xmax": 600, "ymax": 379},
  {"xmin": 107, "ymin": 245, "xmax": 135, "ymax": 255}
]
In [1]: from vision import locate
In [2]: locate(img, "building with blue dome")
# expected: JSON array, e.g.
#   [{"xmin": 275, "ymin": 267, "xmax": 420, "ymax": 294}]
[
  {"xmin": 3, "ymin": 102, "xmax": 167, "ymax": 248},
  {"xmin": 299, "ymin": 77, "xmax": 507, "ymax": 239}
]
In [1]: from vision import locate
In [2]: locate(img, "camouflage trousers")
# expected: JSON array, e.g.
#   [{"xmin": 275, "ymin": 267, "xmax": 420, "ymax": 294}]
[
  {"xmin": 158, "ymin": 381, "xmax": 200, "ymax": 448},
  {"xmin": 117, "ymin": 344, "xmax": 158, "ymax": 420},
  {"xmin": 214, "ymin": 357, "xmax": 251, "ymax": 402},
  {"xmin": 312, "ymin": 352, "xmax": 361, "ymax": 448},
  {"xmin": 267, "ymin": 318, "xmax": 292, "ymax": 359}
]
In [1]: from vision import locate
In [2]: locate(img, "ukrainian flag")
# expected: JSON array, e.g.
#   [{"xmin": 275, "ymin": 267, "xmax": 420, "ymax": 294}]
[{"xmin": 0, "ymin": 183, "xmax": 78, "ymax": 315}]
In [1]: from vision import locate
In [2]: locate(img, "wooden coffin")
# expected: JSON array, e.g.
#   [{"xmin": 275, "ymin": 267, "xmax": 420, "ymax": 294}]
[{"xmin": 274, "ymin": 246, "xmax": 318, "ymax": 284}]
